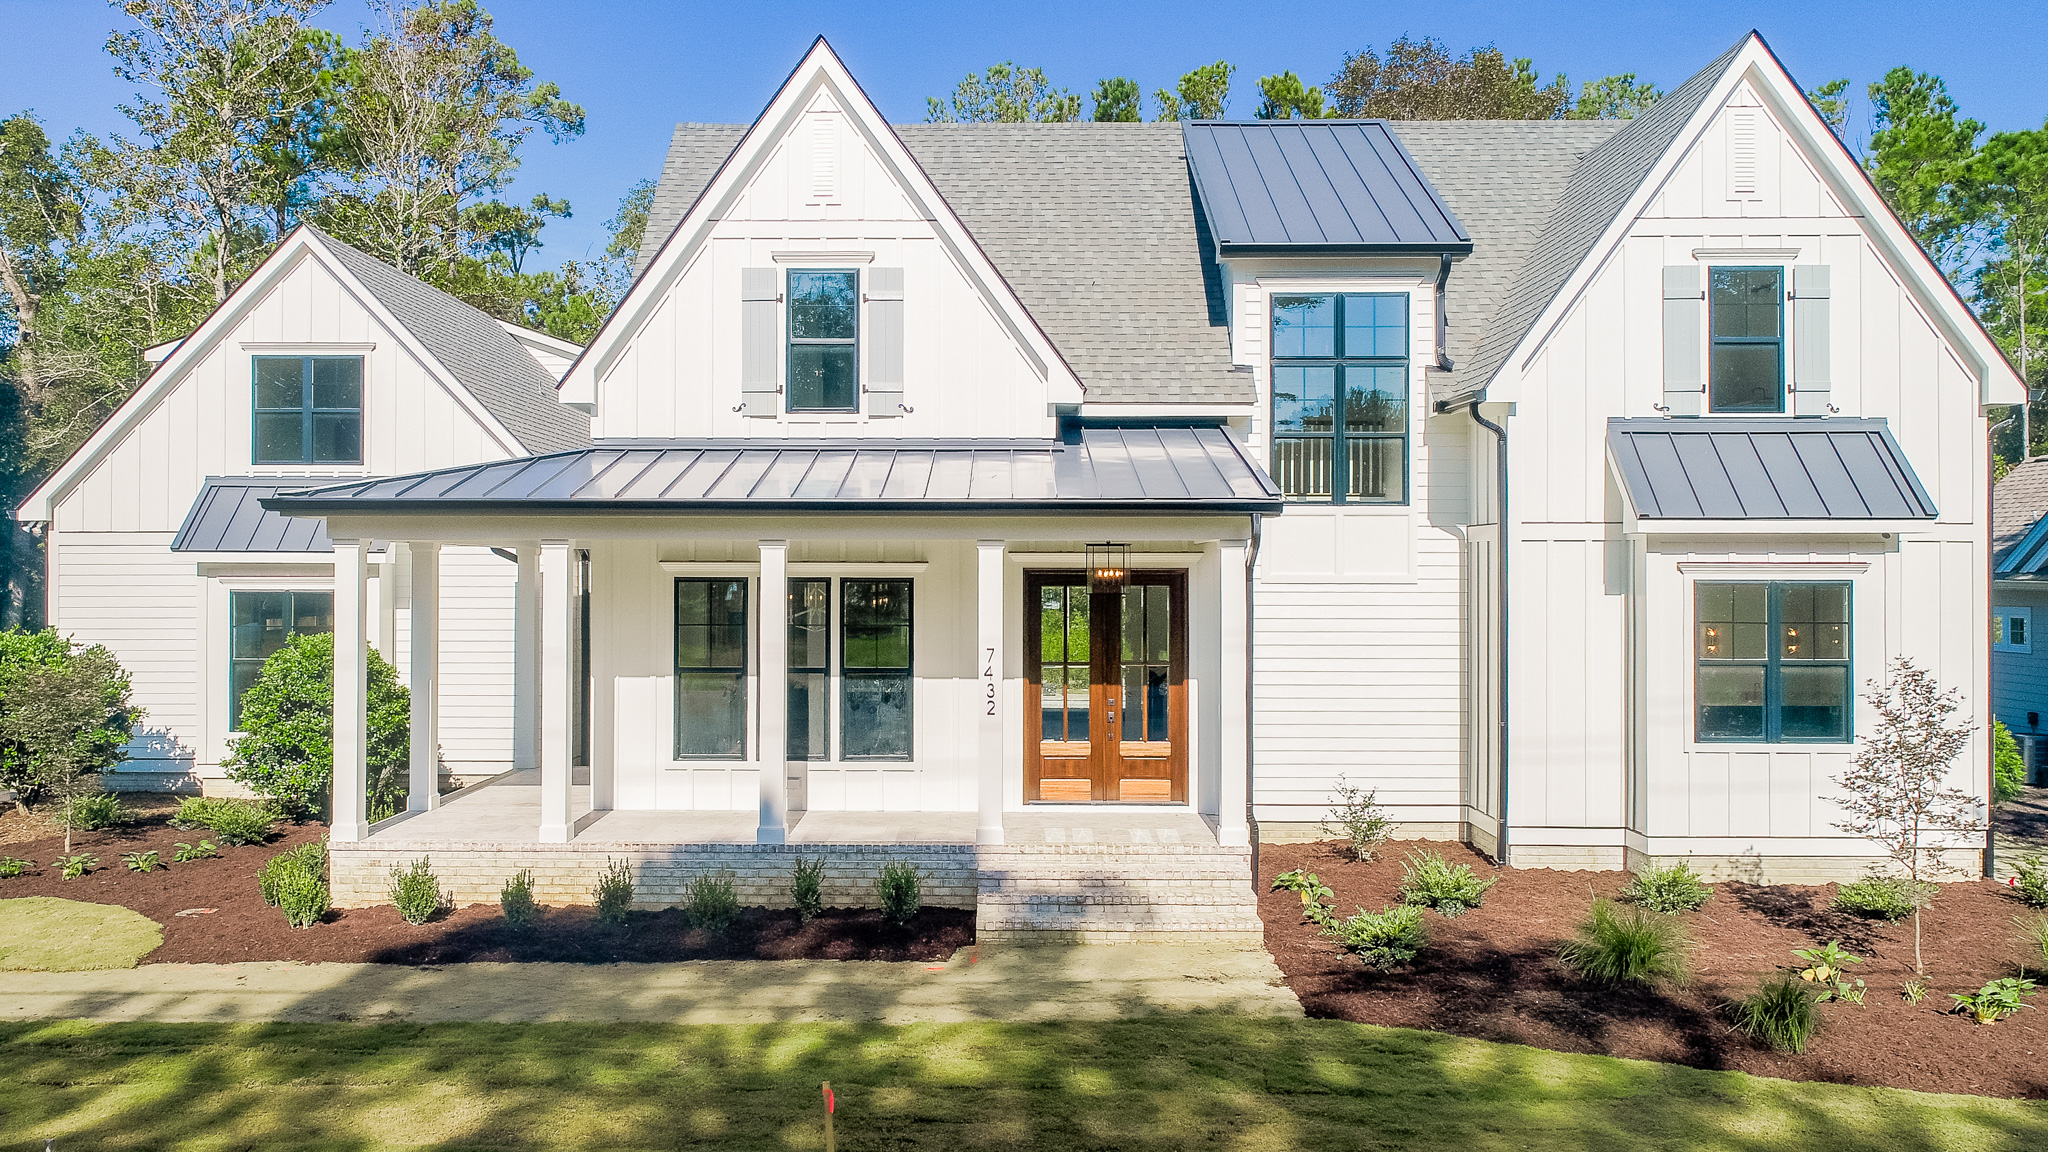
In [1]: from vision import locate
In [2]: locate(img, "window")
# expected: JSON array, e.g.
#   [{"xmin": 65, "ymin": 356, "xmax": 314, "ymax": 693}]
[
  {"xmin": 253, "ymin": 356, "xmax": 363, "ymax": 464},
  {"xmin": 841, "ymin": 579, "xmax": 912, "ymax": 759},
  {"xmin": 788, "ymin": 579, "xmax": 831, "ymax": 760},
  {"xmin": 1708, "ymin": 267, "xmax": 1783, "ymax": 413},
  {"xmin": 1997, "ymin": 606, "xmax": 2033, "ymax": 654},
  {"xmin": 1696, "ymin": 582, "xmax": 1851, "ymax": 742},
  {"xmin": 228, "ymin": 590, "xmax": 333, "ymax": 729},
  {"xmin": 787, "ymin": 269, "xmax": 859, "ymax": 411},
  {"xmin": 1270, "ymin": 292, "xmax": 1408, "ymax": 502},
  {"xmin": 674, "ymin": 578, "xmax": 748, "ymax": 759}
]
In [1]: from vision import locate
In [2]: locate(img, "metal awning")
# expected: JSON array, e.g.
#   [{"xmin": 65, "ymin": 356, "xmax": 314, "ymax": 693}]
[
  {"xmin": 1607, "ymin": 418, "xmax": 1936, "ymax": 522},
  {"xmin": 263, "ymin": 428, "xmax": 1283, "ymax": 515},
  {"xmin": 172, "ymin": 478, "xmax": 350, "ymax": 552}
]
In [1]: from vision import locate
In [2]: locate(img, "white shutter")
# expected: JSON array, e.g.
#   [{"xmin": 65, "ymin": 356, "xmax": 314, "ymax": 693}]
[
  {"xmin": 1792, "ymin": 266, "xmax": 1832, "ymax": 416},
  {"xmin": 865, "ymin": 267, "xmax": 905, "ymax": 416},
  {"xmin": 740, "ymin": 268, "xmax": 780, "ymax": 417},
  {"xmin": 1662, "ymin": 265, "xmax": 1703, "ymax": 415}
]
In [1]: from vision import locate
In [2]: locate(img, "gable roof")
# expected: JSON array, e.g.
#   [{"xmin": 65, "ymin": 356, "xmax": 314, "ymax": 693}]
[{"xmin": 1181, "ymin": 121, "xmax": 1471, "ymax": 254}]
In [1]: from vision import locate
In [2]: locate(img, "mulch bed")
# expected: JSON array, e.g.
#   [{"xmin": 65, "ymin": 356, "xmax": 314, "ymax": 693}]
[
  {"xmin": 0, "ymin": 806, "xmax": 971, "ymax": 965},
  {"xmin": 1262, "ymin": 839, "xmax": 2048, "ymax": 1099}
]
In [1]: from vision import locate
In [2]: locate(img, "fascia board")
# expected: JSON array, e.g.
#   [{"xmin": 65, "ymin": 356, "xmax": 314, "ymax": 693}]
[{"xmin": 1625, "ymin": 513, "xmax": 1927, "ymax": 536}]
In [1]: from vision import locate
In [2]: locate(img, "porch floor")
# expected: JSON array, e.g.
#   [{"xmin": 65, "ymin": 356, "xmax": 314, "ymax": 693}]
[{"xmin": 367, "ymin": 770, "xmax": 1223, "ymax": 847}]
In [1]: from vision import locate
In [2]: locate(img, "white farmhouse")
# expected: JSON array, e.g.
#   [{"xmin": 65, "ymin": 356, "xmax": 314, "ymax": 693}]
[{"xmin": 18, "ymin": 31, "xmax": 2019, "ymax": 931}]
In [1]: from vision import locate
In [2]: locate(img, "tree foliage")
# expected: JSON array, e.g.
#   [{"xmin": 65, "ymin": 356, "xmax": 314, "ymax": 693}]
[
  {"xmin": 0, "ymin": 629, "xmax": 138, "ymax": 814},
  {"xmin": 1866, "ymin": 67, "xmax": 1987, "ymax": 274},
  {"xmin": 223, "ymin": 631, "xmax": 409, "ymax": 818},
  {"xmin": 1326, "ymin": 37, "xmax": 1571, "ymax": 120},
  {"xmin": 1091, "ymin": 77, "xmax": 1141, "ymax": 123},
  {"xmin": 1568, "ymin": 74, "xmax": 1662, "ymax": 121},
  {"xmin": 1256, "ymin": 72, "xmax": 1327, "ymax": 121},
  {"xmin": 925, "ymin": 63, "xmax": 1081, "ymax": 123},
  {"xmin": 1154, "ymin": 61, "xmax": 1233, "ymax": 121}
]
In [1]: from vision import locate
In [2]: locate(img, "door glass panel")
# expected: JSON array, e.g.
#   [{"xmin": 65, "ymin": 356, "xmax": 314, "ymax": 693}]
[
  {"xmin": 1039, "ymin": 584, "xmax": 1090, "ymax": 742},
  {"xmin": 1119, "ymin": 584, "xmax": 1171, "ymax": 743}
]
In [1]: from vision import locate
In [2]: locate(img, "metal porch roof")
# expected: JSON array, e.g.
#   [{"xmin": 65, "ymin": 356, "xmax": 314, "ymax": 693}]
[
  {"xmin": 262, "ymin": 428, "xmax": 1283, "ymax": 515},
  {"xmin": 1607, "ymin": 418, "xmax": 1937, "ymax": 522},
  {"xmin": 172, "ymin": 478, "xmax": 350, "ymax": 552}
]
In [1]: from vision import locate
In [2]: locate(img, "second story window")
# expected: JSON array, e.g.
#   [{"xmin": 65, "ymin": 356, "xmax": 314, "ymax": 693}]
[
  {"xmin": 253, "ymin": 356, "xmax": 362, "ymax": 465},
  {"xmin": 1270, "ymin": 292, "xmax": 1409, "ymax": 503},
  {"xmin": 788, "ymin": 270, "xmax": 859, "ymax": 411},
  {"xmin": 1708, "ymin": 267, "xmax": 1784, "ymax": 413}
]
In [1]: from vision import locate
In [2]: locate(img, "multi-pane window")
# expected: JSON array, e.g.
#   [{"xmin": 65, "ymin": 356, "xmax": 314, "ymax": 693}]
[
  {"xmin": 841, "ymin": 580, "xmax": 912, "ymax": 760},
  {"xmin": 674, "ymin": 578, "xmax": 748, "ymax": 759},
  {"xmin": 1121, "ymin": 583, "xmax": 1172, "ymax": 743},
  {"xmin": 1696, "ymin": 581, "xmax": 1851, "ymax": 743},
  {"xmin": 1270, "ymin": 293, "xmax": 1408, "ymax": 502},
  {"xmin": 1038, "ymin": 582, "xmax": 1091, "ymax": 742},
  {"xmin": 253, "ymin": 356, "xmax": 363, "ymax": 464},
  {"xmin": 788, "ymin": 270, "xmax": 859, "ymax": 411},
  {"xmin": 787, "ymin": 579, "xmax": 831, "ymax": 761},
  {"xmin": 1708, "ymin": 267, "xmax": 1784, "ymax": 413},
  {"xmin": 228, "ymin": 590, "xmax": 333, "ymax": 729}
]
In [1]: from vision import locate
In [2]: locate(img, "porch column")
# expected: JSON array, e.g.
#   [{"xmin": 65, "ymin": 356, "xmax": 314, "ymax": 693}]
[
  {"xmin": 1217, "ymin": 538, "xmax": 1252, "ymax": 847},
  {"xmin": 330, "ymin": 539, "xmax": 371, "ymax": 843},
  {"xmin": 407, "ymin": 543, "xmax": 440, "ymax": 812},
  {"xmin": 756, "ymin": 539, "xmax": 789, "ymax": 844},
  {"xmin": 512, "ymin": 544, "xmax": 539, "ymax": 772},
  {"xmin": 538, "ymin": 540, "xmax": 576, "ymax": 843},
  {"xmin": 976, "ymin": 539, "xmax": 1006, "ymax": 844}
]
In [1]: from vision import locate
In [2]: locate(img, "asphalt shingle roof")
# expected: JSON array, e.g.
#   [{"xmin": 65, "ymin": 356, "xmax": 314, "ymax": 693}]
[{"xmin": 1995, "ymin": 458, "xmax": 2048, "ymax": 565}]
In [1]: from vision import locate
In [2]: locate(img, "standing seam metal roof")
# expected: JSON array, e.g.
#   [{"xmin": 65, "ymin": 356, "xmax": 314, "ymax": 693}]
[
  {"xmin": 1180, "ymin": 121, "xmax": 1470, "ymax": 252},
  {"xmin": 1607, "ymin": 418, "xmax": 1937, "ymax": 521},
  {"xmin": 171, "ymin": 479, "xmax": 348, "ymax": 552}
]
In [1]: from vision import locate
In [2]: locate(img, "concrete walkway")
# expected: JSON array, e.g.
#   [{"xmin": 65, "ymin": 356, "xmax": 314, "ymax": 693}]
[{"xmin": 0, "ymin": 943, "xmax": 1301, "ymax": 1025}]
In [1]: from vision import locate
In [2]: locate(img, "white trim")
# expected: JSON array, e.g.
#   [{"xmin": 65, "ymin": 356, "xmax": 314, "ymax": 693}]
[
  {"xmin": 656, "ymin": 561, "xmax": 930, "ymax": 576},
  {"xmin": 1692, "ymin": 247, "xmax": 1799, "ymax": 262},
  {"xmin": 1004, "ymin": 551, "xmax": 1204, "ymax": 566},
  {"xmin": 1675, "ymin": 560, "xmax": 1871, "ymax": 576},
  {"xmin": 142, "ymin": 339, "xmax": 183, "ymax": 365},
  {"xmin": 197, "ymin": 562, "xmax": 335, "ymax": 579},
  {"xmin": 773, "ymin": 251, "xmax": 875, "ymax": 264},
  {"xmin": 240, "ymin": 341, "xmax": 377, "ymax": 352},
  {"xmin": 1634, "ymin": 518, "xmax": 1915, "ymax": 537},
  {"xmin": 494, "ymin": 321, "xmax": 582, "ymax": 357},
  {"xmin": 1996, "ymin": 605, "xmax": 2033, "ymax": 654},
  {"xmin": 1078, "ymin": 403, "xmax": 1256, "ymax": 419}
]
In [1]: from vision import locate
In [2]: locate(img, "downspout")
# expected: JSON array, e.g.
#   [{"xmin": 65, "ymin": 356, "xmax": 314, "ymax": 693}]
[
  {"xmin": 1246, "ymin": 511, "xmax": 1263, "ymax": 880},
  {"xmin": 1467, "ymin": 398, "xmax": 1511, "ymax": 864},
  {"xmin": 1988, "ymin": 414, "xmax": 2014, "ymax": 878}
]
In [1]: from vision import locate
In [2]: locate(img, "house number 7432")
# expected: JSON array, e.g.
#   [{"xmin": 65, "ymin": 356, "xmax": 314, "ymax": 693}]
[{"xmin": 983, "ymin": 647, "xmax": 997, "ymax": 716}]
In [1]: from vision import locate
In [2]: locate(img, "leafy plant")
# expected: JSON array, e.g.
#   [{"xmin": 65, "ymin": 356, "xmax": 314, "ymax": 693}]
[
  {"xmin": 222, "ymin": 632, "xmax": 410, "ymax": 818},
  {"xmin": 0, "ymin": 630, "xmax": 139, "ymax": 848},
  {"xmin": 1730, "ymin": 973, "xmax": 1821, "ymax": 1053},
  {"xmin": 1558, "ymin": 899, "xmax": 1689, "ymax": 985},
  {"xmin": 1995, "ymin": 719, "xmax": 2029, "ymax": 804},
  {"xmin": 684, "ymin": 870, "xmax": 741, "ymax": 935},
  {"xmin": 1322, "ymin": 777, "xmax": 1393, "ymax": 862},
  {"xmin": 387, "ymin": 857, "xmax": 444, "ymax": 925},
  {"xmin": 790, "ymin": 856, "xmax": 824, "ymax": 923},
  {"xmin": 1950, "ymin": 977, "xmax": 2037, "ymax": 1024},
  {"xmin": 1323, "ymin": 904, "xmax": 1428, "ymax": 970},
  {"xmin": 594, "ymin": 858, "xmax": 634, "ymax": 925},
  {"xmin": 55, "ymin": 853, "xmax": 97, "ymax": 879},
  {"xmin": 64, "ymin": 792, "xmax": 128, "ymax": 831},
  {"xmin": 1397, "ymin": 850, "xmax": 1496, "ymax": 917},
  {"xmin": 276, "ymin": 867, "xmax": 330, "ymax": 929},
  {"xmin": 169, "ymin": 796, "xmax": 226, "ymax": 830},
  {"xmin": 877, "ymin": 859, "xmax": 922, "ymax": 926},
  {"xmin": 1620, "ymin": 860, "xmax": 1713, "ymax": 913},
  {"xmin": 199, "ymin": 799, "xmax": 279, "ymax": 846},
  {"xmin": 171, "ymin": 840, "xmax": 218, "ymax": 863},
  {"xmin": 259, "ymin": 842, "xmax": 326, "ymax": 906},
  {"xmin": 1901, "ymin": 978, "xmax": 1929, "ymax": 1005},
  {"xmin": 2016, "ymin": 915, "xmax": 2048, "ymax": 969},
  {"xmin": 1791, "ymin": 940, "xmax": 1866, "ymax": 1004},
  {"xmin": 2009, "ymin": 855, "xmax": 2048, "ymax": 908},
  {"xmin": 1832, "ymin": 874, "xmax": 1930, "ymax": 922},
  {"xmin": 1272, "ymin": 867, "xmax": 1337, "ymax": 926},
  {"xmin": 0, "ymin": 856, "xmax": 30, "ymax": 878},
  {"xmin": 501, "ymin": 869, "xmax": 540, "ymax": 931},
  {"xmin": 120, "ymin": 849, "xmax": 162, "ymax": 873}
]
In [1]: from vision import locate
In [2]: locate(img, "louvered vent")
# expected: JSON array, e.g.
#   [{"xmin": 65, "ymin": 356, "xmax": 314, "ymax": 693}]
[
  {"xmin": 1729, "ymin": 109, "xmax": 1758, "ymax": 197},
  {"xmin": 810, "ymin": 115, "xmax": 837, "ymax": 202}
]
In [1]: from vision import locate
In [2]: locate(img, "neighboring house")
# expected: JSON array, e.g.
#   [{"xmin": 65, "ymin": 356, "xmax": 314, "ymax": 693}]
[
  {"xmin": 1992, "ymin": 459, "xmax": 2048, "ymax": 779},
  {"xmin": 15, "ymin": 227, "xmax": 589, "ymax": 795},
  {"xmin": 21, "ymin": 30, "xmax": 2021, "ymax": 928}
]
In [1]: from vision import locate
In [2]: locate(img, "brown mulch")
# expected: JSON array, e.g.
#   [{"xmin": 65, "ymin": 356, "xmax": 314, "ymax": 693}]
[
  {"xmin": 0, "ymin": 806, "xmax": 971, "ymax": 965},
  {"xmin": 1262, "ymin": 839, "xmax": 2048, "ymax": 1099},
  {"xmin": 0, "ymin": 792, "xmax": 183, "ymax": 848}
]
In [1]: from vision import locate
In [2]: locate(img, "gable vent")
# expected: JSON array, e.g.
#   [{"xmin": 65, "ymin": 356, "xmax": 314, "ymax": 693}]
[
  {"xmin": 1728, "ymin": 109, "xmax": 1758, "ymax": 198},
  {"xmin": 809, "ymin": 115, "xmax": 837, "ymax": 203}
]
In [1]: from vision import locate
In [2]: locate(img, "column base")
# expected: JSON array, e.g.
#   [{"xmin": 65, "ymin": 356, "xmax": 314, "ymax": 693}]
[
  {"xmin": 1216, "ymin": 822, "xmax": 1250, "ymax": 848},
  {"xmin": 537, "ymin": 823, "xmax": 573, "ymax": 844},
  {"xmin": 330, "ymin": 820, "xmax": 370, "ymax": 844},
  {"xmin": 755, "ymin": 825, "xmax": 787, "ymax": 845},
  {"xmin": 406, "ymin": 794, "xmax": 438, "ymax": 814},
  {"xmin": 976, "ymin": 823, "xmax": 1006, "ymax": 845}
]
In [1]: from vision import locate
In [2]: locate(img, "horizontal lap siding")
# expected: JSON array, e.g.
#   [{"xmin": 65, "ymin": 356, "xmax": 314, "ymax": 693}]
[{"xmin": 54, "ymin": 534, "xmax": 200, "ymax": 769}]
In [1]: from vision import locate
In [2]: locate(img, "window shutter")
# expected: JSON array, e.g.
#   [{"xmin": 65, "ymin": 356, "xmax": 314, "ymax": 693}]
[
  {"xmin": 865, "ymin": 267, "xmax": 906, "ymax": 417},
  {"xmin": 1792, "ymin": 265, "xmax": 1832, "ymax": 416},
  {"xmin": 740, "ymin": 268, "xmax": 780, "ymax": 417},
  {"xmin": 1662, "ymin": 265, "xmax": 1703, "ymax": 416}
]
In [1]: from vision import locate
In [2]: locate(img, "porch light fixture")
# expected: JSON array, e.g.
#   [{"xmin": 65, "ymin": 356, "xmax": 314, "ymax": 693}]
[{"xmin": 1086, "ymin": 542, "xmax": 1131, "ymax": 593}]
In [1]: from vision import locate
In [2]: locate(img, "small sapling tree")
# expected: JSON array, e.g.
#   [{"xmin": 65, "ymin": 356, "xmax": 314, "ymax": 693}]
[
  {"xmin": 0, "ymin": 630, "xmax": 139, "ymax": 852},
  {"xmin": 1830, "ymin": 658, "xmax": 1981, "ymax": 975}
]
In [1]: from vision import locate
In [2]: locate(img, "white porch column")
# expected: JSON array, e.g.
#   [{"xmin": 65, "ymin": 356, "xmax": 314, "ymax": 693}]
[
  {"xmin": 370, "ymin": 546, "xmax": 397, "ymax": 662},
  {"xmin": 538, "ymin": 540, "xmax": 576, "ymax": 843},
  {"xmin": 756, "ymin": 540, "xmax": 789, "ymax": 844},
  {"xmin": 1217, "ymin": 538, "xmax": 1252, "ymax": 847},
  {"xmin": 512, "ymin": 544, "xmax": 539, "ymax": 772},
  {"xmin": 976, "ymin": 539, "xmax": 1006, "ymax": 844},
  {"xmin": 407, "ymin": 543, "xmax": 440, "ymax": 812},
  {"xmin": 330, "ymin": 539, "xmax": 371, "ymax": 843}
]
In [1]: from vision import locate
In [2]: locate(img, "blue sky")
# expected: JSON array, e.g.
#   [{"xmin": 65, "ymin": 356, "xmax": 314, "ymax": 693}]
[{"xmin": 3, "ymin": 0, "xmax": 2045, "ymax": 270}]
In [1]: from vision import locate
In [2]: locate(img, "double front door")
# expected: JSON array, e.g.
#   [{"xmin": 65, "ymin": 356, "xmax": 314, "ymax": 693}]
[{"xmin": 1025, "ymin": 570, "xmax": 1187, "ymax": 803}]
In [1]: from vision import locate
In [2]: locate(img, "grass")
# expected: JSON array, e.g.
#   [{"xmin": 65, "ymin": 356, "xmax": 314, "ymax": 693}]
[
  {"xmin": 0, "ymin": 1019, "xmax": 2043, "ymax": 1150},
  {"xmin": 0, "ymin": 898, "xmax": 162, "ymax": 971}
]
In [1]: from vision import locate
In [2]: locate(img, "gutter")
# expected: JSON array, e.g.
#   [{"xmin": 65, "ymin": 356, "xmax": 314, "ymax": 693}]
[{"xmin": 1246, "ymin": 511, "xmax": 1263, "ymax": 881}]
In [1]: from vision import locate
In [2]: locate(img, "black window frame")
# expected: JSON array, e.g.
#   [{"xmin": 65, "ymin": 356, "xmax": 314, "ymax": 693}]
[
  {"xmin": 840, "ymin": 578, "xmax": 913, "ymax": 761},
  {"xmin": 1695, "ymin": 580, "xmax": 1853, "ymax": 744},
  {"xmin": 673, "ymin": 577, "xmax": 750, "ymax": 761},
  {"xmin": 1269, "ymin": 292, "xmax": 1410, "ymax": 504},
  {"xmin": 785, "ymin": 268, "xmax": 861, "ymax": 413},
  {"xmin": 1706, "ymin": 265, "xmax": 1786, "ymax": 414},
  {"xmin": 228, "ymin": 588, "xmax": 334, "ymax": 731},
  {"xmin": 787, "ymin": 577, "xmax": 832, "ymax": 762},
  {"xmin": 252, "ymin": 355, "xmax": 364, "ymax": 465}
]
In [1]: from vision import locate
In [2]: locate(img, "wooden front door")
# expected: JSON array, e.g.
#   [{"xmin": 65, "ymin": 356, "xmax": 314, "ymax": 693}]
[{"xmin": 1025, "ymin": 570, "xmax": 1187, "ymax": 803}]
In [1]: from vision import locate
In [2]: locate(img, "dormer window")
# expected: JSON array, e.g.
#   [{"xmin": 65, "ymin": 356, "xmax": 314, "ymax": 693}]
[
  {"xmin": 787, "ymin": 270, "xmax": 859, "ymax": 411},
  {"xmin": 1270, "ymin": 292, "xmax": 1409, "ymax": 503},
  {"xmin": 1708, "ymin": 267, "xmax": 1783, "ymax": 413},
  {"xmin": 253, "ymin": 355, "xmax": 363, "ymax": 464}
]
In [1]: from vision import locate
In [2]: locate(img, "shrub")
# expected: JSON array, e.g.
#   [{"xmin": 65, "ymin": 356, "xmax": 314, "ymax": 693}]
[
  {"xmin": 1731, "ymin": 973, "xmax": 1821, "ymax": 1053},
  {"xmin": 1322, "ymin": 777, "xmax": 1393, "ymax": 862},
  {"xmin": 595, "ymin": 858, "xmax": 634, "ymax": 925},
  {"xmin": 222, "ymin": 632, "xmax": 410, "ymax": 818},
  {"xmin": 1996, "ymin": 719, "xmax": 2029, "ymax": 804},
  {"xmin": 259, "ymin": 842, "xmax": 326, "ymax": 906},
  {"xmin": 501, "ymin": 870, "xmax": 541, "ymax": 931},
  {"xmin": 1272, "ymin": 867, "xmax": 1337, "ymax": 927},
  {"xmin": 791, "ymin": 856, "xmax": 825, "ymax": 923},
  {"xmin": 1951, "ymin": 977, "xmax": 2037, "ymax": 1024},
  {"xmin": 276, "ymin": 867, "xmax": 330, "ymax": 929},
  {"xmin": 877, "ymin": 859, "xmax": 922, "ymax": 926},
  {"xmin": 1397, "ymin": 850, "xmax": 1496, "ymax": 917},
  {"xmin": 200, "ymin": 799, "xmax": 279, "ymax": 846},
  {"xmin": 2017, "ymin": 914, "xmax": 2048, "ymax": 969},
  {"xmin": 0, "ymin": 630, "xmax": 137, "ymax": 820},
  {"xmin": 685, "ymin": 870, "xmax": 741, "ymax": 935},
  {"xmin": 64, "ymin": 793, "xmax": 128, "ymax": 831},
  {"xmin": 0, "ymin": 855, "xmax": 34, "ymax": 878},
  {"xmin": 1558, "ymin": 899, "xmax": 1689, "ymax": 985},
  {"xmin": 55, "ymin": 853, "xmax": 97, "ymax": 879},
  {"xmin": 1620, "ymin": 860, "xmax": 1713, "ymax": 913},
  {"xmin": 1791, "ymin": 940, "xmax": 1866, "ymax": 1004},
  {"xmin": 120, "ymin": 850, "xmax": 162, "ymax": 873},
  {"xmin": 2011, "ymin": 855, "xmax": 2048, "ymax": 908},
  {"xmin": 1832, "ymin": 874, "xmax": 1931, "ymax": 922},
  {"xmin": 1323, "ymin": 904, "xmax": 1428, "ymax": 970},
  {"xmin": 171, "ymin": 840, "xmax": 218, "ymax": 863},
  {"xmin": 170, "ymin": 796, "xmax": 226, "ymax": 830},
  {"xmin": 388, "ymin": 857, "xmax": 444, "ymax": 925}
]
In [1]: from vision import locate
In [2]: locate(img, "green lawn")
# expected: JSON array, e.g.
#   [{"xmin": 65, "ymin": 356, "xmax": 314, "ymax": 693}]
[{"xmin": 0, "ymin": 1018, "xmax": 2040, "ymax": 1151}]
